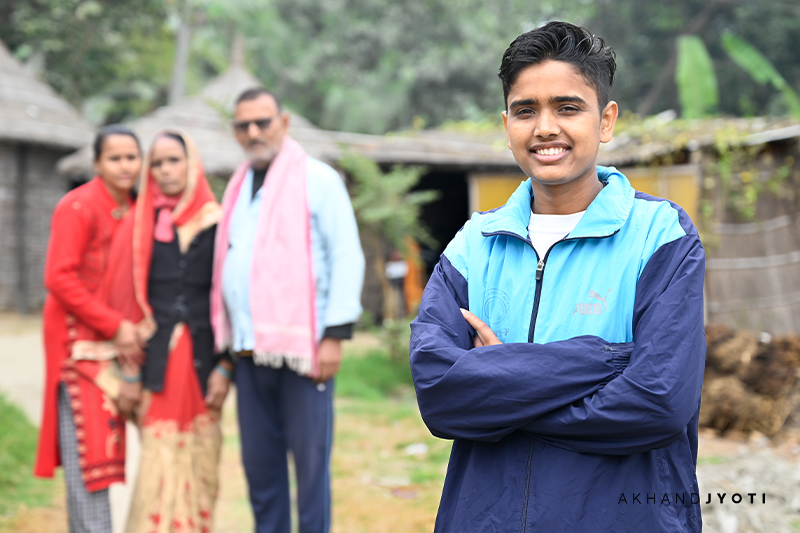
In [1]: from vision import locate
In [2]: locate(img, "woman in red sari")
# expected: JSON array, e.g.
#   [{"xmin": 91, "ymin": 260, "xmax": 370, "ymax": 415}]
[
  {"xmin": 102, "ymin": 130, "xmax": 231, "ymax": 533},
  {"xmin": 36, "ymin": 125, "xmax": 144, "ymax": 532}
]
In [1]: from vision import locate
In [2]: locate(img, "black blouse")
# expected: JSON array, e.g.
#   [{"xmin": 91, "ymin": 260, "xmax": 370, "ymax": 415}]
[{"xmin": 142, "ymin": 219, "xmax": 221, "ymax": 395}]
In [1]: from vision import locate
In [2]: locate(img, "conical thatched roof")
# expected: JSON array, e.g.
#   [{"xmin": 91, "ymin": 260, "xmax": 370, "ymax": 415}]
[
  {"xmin": 0, "ymin": 41, "xmax": 93, "ymax": 149},
  {"xmin": 58, "ymin": 64, "xmax": 343, "ymax": 178}
]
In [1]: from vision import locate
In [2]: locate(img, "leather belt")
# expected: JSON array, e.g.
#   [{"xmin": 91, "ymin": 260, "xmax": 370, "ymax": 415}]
[{"xmin": 235, "ymin": 350, "xmax": 254, "ymax": 357}]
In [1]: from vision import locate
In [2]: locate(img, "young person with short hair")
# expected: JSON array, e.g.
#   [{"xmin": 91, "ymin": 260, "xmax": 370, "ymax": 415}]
[{"xmin": 410, "ymin": 21, "xmax": 705, "ymax": 532}]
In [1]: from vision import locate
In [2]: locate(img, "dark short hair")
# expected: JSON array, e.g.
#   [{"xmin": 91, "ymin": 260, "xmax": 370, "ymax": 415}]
[
  {"xmin": 93, "ymin": 124, "xmax": 140, "ymax": 161},
  {"xmin": 235, "ymin": 87, "xmax": 283, "ymax": 111},
  {"xmin": 498, "ymin": 21, "xmax": 616, "ymax": 109}
]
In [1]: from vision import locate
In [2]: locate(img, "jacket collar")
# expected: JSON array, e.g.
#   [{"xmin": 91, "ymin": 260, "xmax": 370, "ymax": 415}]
[{"xmin": 480, "ymin": 166, "xmax": 635, "ymax": 241}]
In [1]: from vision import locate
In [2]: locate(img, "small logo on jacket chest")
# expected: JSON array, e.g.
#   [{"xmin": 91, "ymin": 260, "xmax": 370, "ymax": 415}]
[{"xmin": 573, "ymin": 289, "xmax": 611, "ymax": 316}]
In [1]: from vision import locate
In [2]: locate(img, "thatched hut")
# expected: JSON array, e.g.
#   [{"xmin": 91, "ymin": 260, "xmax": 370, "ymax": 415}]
[
  {"xmin": 0, "ymin": 41, "xmax": 93, "ymax": 313},
  {"xmin": 57, "ymin": 64, "xmax": 343, "ymax": 186}
]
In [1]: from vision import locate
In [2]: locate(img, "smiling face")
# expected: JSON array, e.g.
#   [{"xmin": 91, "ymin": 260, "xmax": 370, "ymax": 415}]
[
  {"xmin": 94, "ymin": 134, "xmax": 141, "ymax": 202},
  {"xmin": 233, "ymin": 94, "xmax": 289, "ymax": 169},
  {"xmin": 149, "ymin": 136, "xmax": 188, "ymax": 197},
  {"xmin": 502, "ymin": 60, "xmax": 618, "ymax": 213}
]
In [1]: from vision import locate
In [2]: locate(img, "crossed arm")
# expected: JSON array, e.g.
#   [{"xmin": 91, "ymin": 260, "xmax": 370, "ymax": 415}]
[{"xmin": 410, "ymin": 235, "xmax": 706, "ymax": 455}]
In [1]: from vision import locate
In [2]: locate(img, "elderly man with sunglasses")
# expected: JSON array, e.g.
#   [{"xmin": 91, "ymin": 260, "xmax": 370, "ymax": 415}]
[{"xmin": 211, "ymin": 87, "xmax": 365, "ymax": 533}]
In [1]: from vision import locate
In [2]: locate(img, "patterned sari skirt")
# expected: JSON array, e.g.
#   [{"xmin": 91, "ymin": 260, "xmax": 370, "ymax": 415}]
[{"xmin": 126, "ymin": 324, "xmax": 222, "ymax": 533}]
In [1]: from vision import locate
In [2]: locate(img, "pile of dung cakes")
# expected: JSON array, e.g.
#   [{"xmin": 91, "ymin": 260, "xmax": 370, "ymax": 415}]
[{"xmin": 700, "ymin": 324, "xmax": 800, "ymax": 436}]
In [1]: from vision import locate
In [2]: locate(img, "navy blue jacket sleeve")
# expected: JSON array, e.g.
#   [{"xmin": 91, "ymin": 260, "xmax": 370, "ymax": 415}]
[
  {"xmin": 522, "ymin": 234, "xmax": 706, "ymax": 455},
  {"xmin": 410, "ymin": 255, "xmax": 633, "ymax": 442}
]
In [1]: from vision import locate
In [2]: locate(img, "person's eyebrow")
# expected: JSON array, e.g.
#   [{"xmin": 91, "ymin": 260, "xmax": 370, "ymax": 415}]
[
  {"xmin": 551, "ymin": 95, "xmax": 587, "ymax": 105},
  {"xmin": 508, "ymin": 98, "xmax": 538, "ymax": 109}
]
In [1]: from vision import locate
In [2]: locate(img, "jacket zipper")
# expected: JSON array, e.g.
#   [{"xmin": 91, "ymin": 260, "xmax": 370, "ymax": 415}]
[
  {"xmin": 481, "ymin": 227, "xmax": 620, "ymax": 531},
  {"xmin": 526, "ymin": 230, "xmax": 621, "ymax": 343}
]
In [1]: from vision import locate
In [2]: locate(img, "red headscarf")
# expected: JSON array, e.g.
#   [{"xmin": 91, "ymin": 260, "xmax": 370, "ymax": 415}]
[{"xmin": 101, "ymin": 130, "xmax": 221, "ymax": 336}]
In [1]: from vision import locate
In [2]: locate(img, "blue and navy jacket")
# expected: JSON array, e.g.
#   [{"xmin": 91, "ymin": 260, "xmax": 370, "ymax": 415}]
[{"xmin": 410, "ymin": 167, "xmax": 706, "ymax": 532}]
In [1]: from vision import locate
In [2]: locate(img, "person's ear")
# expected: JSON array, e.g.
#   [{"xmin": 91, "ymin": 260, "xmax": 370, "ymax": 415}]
[
  {"xmin": 502, "ymin": 110, "xmax": 510, "ymax": 149},
  {"xmin": 600, "ymin": 101, "xmax": 618, "ymax": 143},
  {"xmin": 281, "ymin": 111, "xmax": 290, "ymax": 131}
]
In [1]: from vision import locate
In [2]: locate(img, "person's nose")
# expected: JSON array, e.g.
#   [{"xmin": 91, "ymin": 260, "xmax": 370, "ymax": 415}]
[
  {"xmin": 122, "ymin": 159, "xmax": 138, "ymax": 174},
  {"xmin": 534, "ymin": 109, "xmax": 560, "ymax": 139},
  {"xmin": 247, "ymin": 122, "xmax": 262, "ymax": 137}
]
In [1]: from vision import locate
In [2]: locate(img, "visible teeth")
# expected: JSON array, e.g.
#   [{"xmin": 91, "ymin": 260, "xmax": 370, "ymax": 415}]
[{"xmin": 535, "ymin": 147, "xmax": 567, "ymax": 155}]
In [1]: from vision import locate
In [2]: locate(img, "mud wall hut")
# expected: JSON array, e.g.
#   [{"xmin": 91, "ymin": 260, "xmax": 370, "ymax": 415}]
[
  {"xmin": 0, "ymin": 41, "xmax": 93, "ymax": 313},
  {"xmin": 601, "ymin": 116, "xmax": 800, "ymax": 336}
]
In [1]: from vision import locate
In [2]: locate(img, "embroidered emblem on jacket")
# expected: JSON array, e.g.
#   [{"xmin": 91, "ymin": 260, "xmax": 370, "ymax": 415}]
[{"xmin": 483, "ymin": 288, "xmax": 510, "ymax": 337}]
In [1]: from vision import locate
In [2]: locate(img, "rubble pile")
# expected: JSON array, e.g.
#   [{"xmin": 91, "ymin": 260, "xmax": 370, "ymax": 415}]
[{"xmin": 700, "ymin": 325, "xmax": 800, "ymax": 436}]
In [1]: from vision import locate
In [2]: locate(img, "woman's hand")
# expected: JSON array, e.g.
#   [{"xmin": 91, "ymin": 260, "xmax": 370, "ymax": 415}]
[
  {"xmin": 113, "ymin": 319, "xmax": 146, "ymax": 367},
  {"xmin": 117, "ymin": 365, "xmax": 142, "ymax": 420},
  {"xmin": 460, "ymin": 308, "xmax": 503, "ymax": 347},
  {"xmin": 205, "ymin": 362, "xmax": 232, "ymax": 410}
]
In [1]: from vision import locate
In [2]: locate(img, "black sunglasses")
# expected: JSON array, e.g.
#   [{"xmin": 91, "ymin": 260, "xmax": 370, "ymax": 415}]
[{"xmin": 233, "ymin": 116, "xmax": 277, "ymax": 134}]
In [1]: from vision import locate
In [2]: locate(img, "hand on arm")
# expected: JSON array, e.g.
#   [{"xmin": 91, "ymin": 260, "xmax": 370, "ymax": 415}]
[
  {"xmin": 460, "ymin": 308, "xmax": 502, "ymax": 347},
  {"xmin": 411, "ymin": 255, "xmax": 624, "ymax": 442},
  {"xmin": 522, "ymin": 235, "xmax": 706, "ymax": 455}
]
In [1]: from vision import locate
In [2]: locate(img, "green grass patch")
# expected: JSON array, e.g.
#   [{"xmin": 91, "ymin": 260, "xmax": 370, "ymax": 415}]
[
  {"xmin": 0, "ymin": 393, "xmax": 57, "ymax": 517},
  {"xmin": 697, "ymin": 455, "xmax": 727, "ymax": 466},
  {"xmin": 336, "ymin": 348, "xmax": 413, "ymax": 401},
  {"xmin": 406, "ymin": 441, "xmax": 451, "ymax": 484}
]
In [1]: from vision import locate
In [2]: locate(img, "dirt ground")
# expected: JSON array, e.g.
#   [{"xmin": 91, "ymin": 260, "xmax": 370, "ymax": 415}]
[{"xmin": 4, "ymin": 314, "xmax": 800, "ymax": 532}]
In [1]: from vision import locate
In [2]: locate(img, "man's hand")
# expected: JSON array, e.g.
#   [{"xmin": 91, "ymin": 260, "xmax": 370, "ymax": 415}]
[
  {"xmin": 314, "ymin": 338, "xmax": 342, "ymax": 384},
  {"xmin": 205, "ymin": 362, "xmax": 233, "ymax": 410},
  {"xmin": 117, "ymin": 368, "xmax": 142, "ymax": 420},
  {"xmin": 113, "ymin": 319, "xmax": 145, "ymax": 367},
  {"xmin": 460, "ymin": 308, "xmax": 503, "ymax": 347}
]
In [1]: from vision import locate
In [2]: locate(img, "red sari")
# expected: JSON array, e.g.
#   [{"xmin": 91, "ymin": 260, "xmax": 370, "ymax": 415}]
[
  {"xmin": 103, "ymin": 130, "xmax": 223, "ymax": 533},
  {"xmin": 35, "ymin": 177, "xmax": 131, "ymax": 491}
]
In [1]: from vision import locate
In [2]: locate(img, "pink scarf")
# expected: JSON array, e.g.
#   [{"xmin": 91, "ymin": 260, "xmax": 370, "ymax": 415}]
[
  {"xmin": 210, "ymin": 136, "xmax": 318, "ymax": 376},
  {"xmin": 152, "ymin": 189, "xmax": 181, "ymax": 243}
]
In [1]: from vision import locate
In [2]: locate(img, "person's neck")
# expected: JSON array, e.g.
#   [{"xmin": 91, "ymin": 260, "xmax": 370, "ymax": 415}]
[
  {"xmin": 530, "ymin": 175, "xmax": 603, "ymax": 215},
  {"xmin": 100, "ymin": 179, "xmax": 128, "ymax": 206}
]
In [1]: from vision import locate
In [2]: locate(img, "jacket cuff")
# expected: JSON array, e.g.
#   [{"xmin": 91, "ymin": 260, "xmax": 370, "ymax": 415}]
[{"xmin": 323, "ymin": 323, "xmax": 354, "ymax": 340}]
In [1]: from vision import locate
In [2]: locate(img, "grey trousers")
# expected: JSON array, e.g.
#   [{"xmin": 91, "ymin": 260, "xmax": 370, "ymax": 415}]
[{"xmin": 57, "ymin": 383, "xmax": 113, "ymax": 533}]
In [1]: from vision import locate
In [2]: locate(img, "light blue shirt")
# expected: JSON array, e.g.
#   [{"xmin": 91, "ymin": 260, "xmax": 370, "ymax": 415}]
[{"xmin": 221, "ymin": 157, "xmax": 365, "ymax": 352}]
